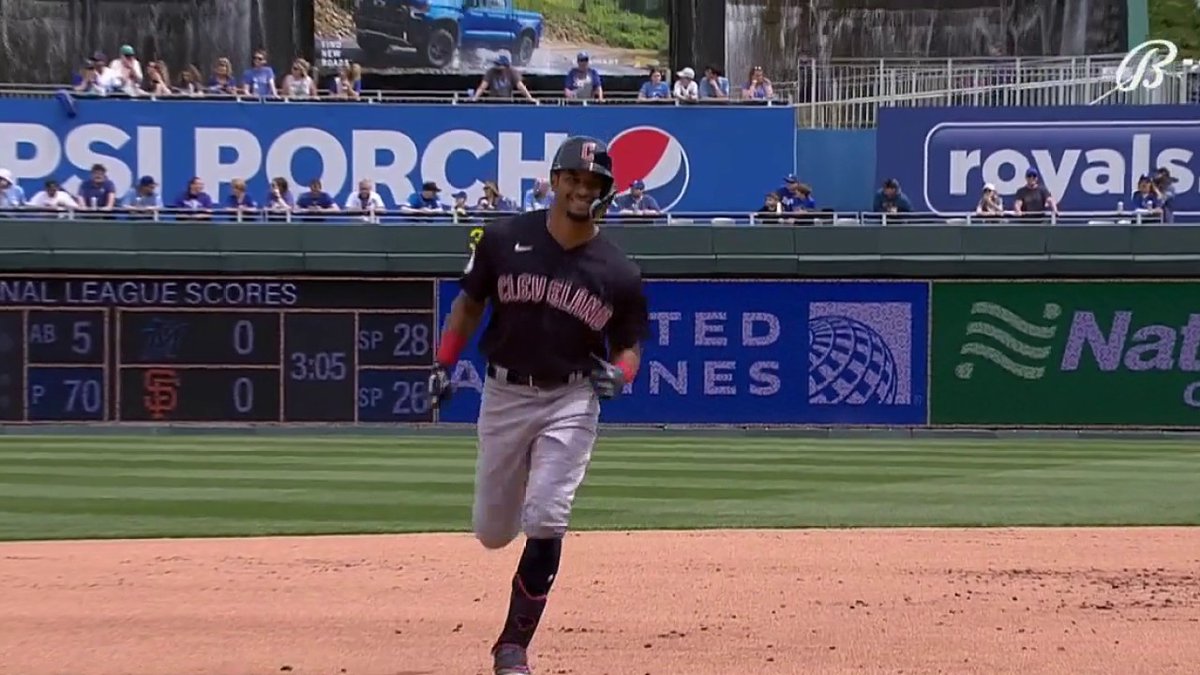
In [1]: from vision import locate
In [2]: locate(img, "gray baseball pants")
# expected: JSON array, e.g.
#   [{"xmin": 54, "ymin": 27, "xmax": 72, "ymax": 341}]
[{"xmin": 472, "ymin": 366, "xmax": 600, "ymax": 549}]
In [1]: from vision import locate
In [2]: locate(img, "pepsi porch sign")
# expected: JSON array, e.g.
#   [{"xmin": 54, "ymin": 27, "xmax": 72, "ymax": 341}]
[
  {"xmin": 0, "ymin": 99, "xmax": 795, "ymax": 213},
  {"xmin": 877, "ymin": 106, "xmax": 1200, "ymax": 214},
  {"xmin": 436, "ymin": 279, "xmax": 931, "ymax": 426}
]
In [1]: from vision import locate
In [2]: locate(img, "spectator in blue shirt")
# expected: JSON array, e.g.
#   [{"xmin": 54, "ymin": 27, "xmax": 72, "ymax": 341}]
[
  {"xmin": 296, "ymin": 178, "xmax": 338, "ymax": 222},
  {"xmin": 209, "ymin": 57, "xmax": 238, "ymax": 94},
  {"xmin": 78, "ymin": 163, "xmax": 117, "ymax": 210},
  {"xmin": 872, "ymin": 178, "xmax": 913, "ymax": 215},
  {"xmin": 777, "ymin": 175, "xmax": 816, "ymax": 212},
  {"xmin": 402, "ymin": 181, "xmax": 446, "ymax": 214},
  {"xmin": 482, "ymin": 181, "xmax": 517, "ymax": 212},
  {"xmin": 0, "ymin": 168, "xmax": 26, "ymax": 209},
  {"xmin": 1130, "ymin": 175, "xmax": 1163, "ymax": 218},
  {"xmin": 564, "ymin": 52, "xmax": 603, "ymax": 101},
  {"xmin": 120, "ymin": 176, "xmax": 163, "ymax": 218},
  {"xmin": 1154, "ymin": 167, "xmax": 1177, "ymax": 223},
  {"xmin": 173, "ymin": 176, "xmax": 214, "ymax": 220},
  {"xmin": 266, "ymin": 177, "xmax": 294, "ymax": 212},
  {"xmin": 742, "ymin": 65, "xmax": 775, "ymax": 100},
  {"xmin": 638, "ymin": 69, "xmax": 670, "ymax": 100},
  {"xmin": 223, "ymin": 178, "xmax": 259, "ymax": 222},
  {"xmin": 241, "ymin": 49, "xmax": 278, "ymax": 97},
  {"xmin": 699, "ymin": 65, "xmax": 730, "ymax": 100},
  {"xmin": 522, "ymin": 179, "xmax": 553, "ymax": 211},
  {"xmin": 613, "ymin": 180, "xmax": 660, "ymax": 215}
]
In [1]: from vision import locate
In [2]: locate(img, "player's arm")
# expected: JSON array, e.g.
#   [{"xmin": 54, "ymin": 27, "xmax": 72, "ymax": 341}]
[
  {"xmin": 595, "ymin": 270, "xmax": 649, "ymax": 392},
  {"xmin": 433, "ymin": 232, "xmax": 497, "ymax": 368}
]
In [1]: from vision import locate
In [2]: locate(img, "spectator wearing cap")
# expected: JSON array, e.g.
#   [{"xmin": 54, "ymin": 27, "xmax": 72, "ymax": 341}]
[
  {"xmin": 73, "ymin": 57, "xmax": 106, "ymax": 95},
  {"xmin": 78, "ymin": 163, "xmax": 117, "ymax": 210},
  {"xmin": 0, "ymin": 169, "xmax": 26, "ymax": 209},
  {"xmin": 523, "ymin": 179, "xmax": 553, "ymax": 211},
  {"xmin": 1154, "ymin": 167, "xmax": 1177, "ymax": 223},
  {"xmin": 173, "ymin": 176, "xmax": 214, "ymax": 220},
  {"xmin": 29, "ymin": 180, "xmax": 78, "ymax": 215},
  {"xmin": 345, "ymin": 179, "xmax": 387, "ymax": 222},
  {"xmin": 474, "ymin": 55, "xmax": 535, "ymax": 102},
  {"xmin": 699, "ymin": 65, "xmax": 730, "ymax": 100},
  {"xmin": 1130, "ymin": 174, "xmax": 1163, "ymax": 221},
  {"xmin": 872, "ymin": 178, "xmax": 913, "ymax": 220},
  {"xmin": 638, "ymin": 69, "xmax": 670, "ymax": 100},
  {"xmin": 241, "ymin": 49, "xmax": 278, "ymax": 97},
  {"xmin": 89, "ymin": 51, "xmax": 126, "ymax": 94},
  {"xmin": 403, "ymin": 181, "xmax": 446, "ymax": 214},
  {"xmin": 743, "ymin": 65, "xmax": 774, "ymax": 100},
  {"xmin": 120, "ymin": 176, "xmax": 163, "ymax": 218},
  {"xmin": 777, "ymin": 175, "xmax": 815, "ymax": 212},
  {"xmin": 564, "ymin": 52, "xmax": 603, "ymax": 101},
  {"xmin": 451, "ymin": 190, "xmax": 471, "ymax": 217},
  {"xmin": 109, "ymin": 45, "xmax": 143, "ymax": 89},
  {"xmin": 614, "ymin": 180, "xmax": 660, "ymax": 215},
  {"xmin": 1012, "ymin": 169, "xmax": 1056, "ymax": 221},
  {"xmin": 673, "ymin": 67, "xmax": 699, "ymax": 102},
  {"xmin": 975, "ymin": 183, "xmax": 1004, "ymax": 217}
]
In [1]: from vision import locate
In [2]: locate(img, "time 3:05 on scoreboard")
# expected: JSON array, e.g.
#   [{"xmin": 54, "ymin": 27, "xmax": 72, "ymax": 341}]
[{"xmin": 0, "ymin": 275, "xmax": 442, "ymax": 424}]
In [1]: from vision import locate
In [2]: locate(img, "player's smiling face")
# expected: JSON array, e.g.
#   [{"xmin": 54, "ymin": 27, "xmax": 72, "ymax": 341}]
[{"xmin": 552, "ymin": 169, "xmax": 605, "ymax": 222}]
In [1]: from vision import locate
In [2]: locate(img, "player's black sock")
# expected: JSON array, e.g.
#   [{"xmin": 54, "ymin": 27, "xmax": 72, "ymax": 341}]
[{"xmin": 495, "ymin": 537, "xmax": 562, "ymax": 649}]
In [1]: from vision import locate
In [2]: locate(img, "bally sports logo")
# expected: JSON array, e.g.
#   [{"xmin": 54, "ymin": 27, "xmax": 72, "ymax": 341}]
[
  {"xmin": 605, "ymin": 126, "xmax": 691, "ymax": 211},
  {"xmin": 921, "ymin": 120, "xmax": 1200, "ymax": 214}
]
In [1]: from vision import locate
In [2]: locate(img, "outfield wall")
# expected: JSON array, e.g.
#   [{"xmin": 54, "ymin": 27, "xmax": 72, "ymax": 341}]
[{"xmin": 2, "ymin": 273, "xmax": 1199, "ymax": 429}]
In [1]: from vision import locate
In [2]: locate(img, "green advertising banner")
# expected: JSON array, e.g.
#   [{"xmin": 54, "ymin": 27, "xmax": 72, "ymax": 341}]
[{"xmin": 931, "ymin": 281, "xmax": 1200, "ymax": 427}]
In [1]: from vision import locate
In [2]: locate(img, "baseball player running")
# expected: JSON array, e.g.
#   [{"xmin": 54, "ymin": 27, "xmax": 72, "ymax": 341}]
[{"xmin": 427, "ymin": 136, "xmax": 650, "ymax": 674}]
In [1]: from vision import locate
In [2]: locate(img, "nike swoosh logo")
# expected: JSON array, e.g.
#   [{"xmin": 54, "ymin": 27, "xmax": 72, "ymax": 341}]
[{"xmin": 514, "ymin": 244, "xmax": 533, "ymax": 252}]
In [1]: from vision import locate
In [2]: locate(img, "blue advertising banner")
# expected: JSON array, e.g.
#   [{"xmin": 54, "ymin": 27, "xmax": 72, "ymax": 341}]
[
  {"xmin": 0, "ymin": 99, "xmax": 796, "ymax": 213},
  {"xmin": 877, "ymin": 106, "xmax": 1200, "ymax": 214},
  {"xmin": 437, "ymin": 279, "xmax": 930, "ymax": 425}
]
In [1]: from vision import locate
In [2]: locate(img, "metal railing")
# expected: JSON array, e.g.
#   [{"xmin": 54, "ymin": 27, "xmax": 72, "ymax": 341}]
[
  {"xmin": 0, "ymin": 82, "xmax": 794, "ymax": 106},
  {"xmin": 0, "ymin": 206, "xmax": 1190, "ymax": 227},
  {"xmin": 789, "ymin": 55, "xmax": 1200, "ymax": 129}
]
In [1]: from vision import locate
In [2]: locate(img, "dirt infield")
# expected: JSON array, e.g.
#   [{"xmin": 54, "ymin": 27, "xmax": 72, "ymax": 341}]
[{"xmin": 2, "ymin": 528, "xmax": 1198, "ymax": 675}]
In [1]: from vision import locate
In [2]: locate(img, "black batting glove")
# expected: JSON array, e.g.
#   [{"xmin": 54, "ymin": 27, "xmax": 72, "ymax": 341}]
[
  {"xmin": 428, "ymin": 364, "xmax": 454, "ymax": 409},
  {"xmin": 589, "ymin": 356, "xmax": 625, "ymax": 400}
]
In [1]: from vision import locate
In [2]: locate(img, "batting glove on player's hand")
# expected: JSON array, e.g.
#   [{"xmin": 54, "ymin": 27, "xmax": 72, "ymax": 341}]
[
  {"xmin": 428, "ymin": 365, "xmax": 454, "ymax": 409},
  {"xmin": 589, "ymin": 357, "xmax": 626, "ymax": 400}
]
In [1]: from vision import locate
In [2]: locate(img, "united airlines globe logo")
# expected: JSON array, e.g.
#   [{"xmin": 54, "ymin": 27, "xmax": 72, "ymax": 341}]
[{"xmin": 808, "ymin": 315, "xmax": 899, "ymax": 405}]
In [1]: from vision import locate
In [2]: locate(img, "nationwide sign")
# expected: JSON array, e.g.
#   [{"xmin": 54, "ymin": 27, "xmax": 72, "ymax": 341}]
[{"xmin": 876, "ymin": 106, "xmax": 1200, "ymax": 215}]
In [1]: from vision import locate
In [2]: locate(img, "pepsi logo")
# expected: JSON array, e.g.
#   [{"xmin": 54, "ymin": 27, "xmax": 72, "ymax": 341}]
[{"xmin": 607, "ymin": 126, "xmax": 691, "ymax": 211}]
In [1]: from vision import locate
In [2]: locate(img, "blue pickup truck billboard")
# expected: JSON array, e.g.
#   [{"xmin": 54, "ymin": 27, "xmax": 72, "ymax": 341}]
[
  {"xmin": 0, "ymin": 97, "xmax": 792, "ymax": 211},
  {"xmin": 877, "ymin": 106, "xmax": 1200, "ymax": 214},
  {"xmin": 0, "ymin": 98, "xmax": 794, "ymax": 213},
  {"xmin": 436, "ymin": 279, "xmax": 930, "ymax": 426}
]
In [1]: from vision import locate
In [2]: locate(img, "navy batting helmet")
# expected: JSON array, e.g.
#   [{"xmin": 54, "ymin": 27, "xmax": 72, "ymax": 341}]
[{"xmin": 551, "ymin": 135, "xmax": 616, "ymax": 218}]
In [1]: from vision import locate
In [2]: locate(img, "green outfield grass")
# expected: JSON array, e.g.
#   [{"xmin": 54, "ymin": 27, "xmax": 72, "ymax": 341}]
[{"xmin": 0, "ymin": 435, "xmax": 1198, "ymax": 541}]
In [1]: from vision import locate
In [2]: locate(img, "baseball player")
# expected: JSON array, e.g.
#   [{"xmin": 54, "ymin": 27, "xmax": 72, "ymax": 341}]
[{"xmin": 427, "ymin": 136, "xmax": 649, "ymax": 675}]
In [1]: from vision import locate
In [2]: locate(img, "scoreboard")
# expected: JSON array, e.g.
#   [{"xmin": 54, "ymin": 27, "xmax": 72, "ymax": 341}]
[{"xmin": 0, "ymin": 275, "xmax": 440, "ymax": 424}]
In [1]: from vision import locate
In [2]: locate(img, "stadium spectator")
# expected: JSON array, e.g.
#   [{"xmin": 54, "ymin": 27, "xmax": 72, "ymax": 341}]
[
  {"xmin": 173, "ymin": 176, "xmax": 214, "ymax": 220},
  {"xmin": 778, "ymin": 175, "xmax": 815, "ymax": 212},
  {"xmin": 209, "ymin": 57, "xmax": 238, "ymax": 94},
  {"xmin": 872, "ymin": 178, "xmax": 912, "ymax": 215},
  {"xmin": 1130, "ymin": 175, "xmax": 1163, "ymax": 219},
  {"xmin": 402, "ymin": 181, "xmax": 446, "ymax": 213},
  {"xmin": 522, "ymin": 179, "xmax": 552, "ymax": 211},
  {"xmin": 975, "ymin": 183, "xmax": 1004, "ymax": 216},
  {"xmin": 296, "ymin": 179, "xmax": 338, "ymax": 220},
  {"xmin": 266, "ymin": 177, "xmax": 294, "ymax": 211},
  {"xmin": 1012, "ymin": 169, "xmax": 1056, "ymax": 221},
  {"xmin": 241, "ymin": 49, "xmax": 278, "ymax": 97},
  {"xmin": 143, "ymin": 61, "xmax": 172, "ymax": 96},
  {"xmin": 638, "ymin": 69, "xmax": 670, "ymax": 100},
  {"xmin": 90, "ymin": 52, "xmax": 126, "ymax": 94},
  {"xmin": 0, "ymin": 169, "xmax": 26, "ymax": 208},
  {"xmin": 564, "ymin": 52, "xmax": 603, "ymax": 101},
  {"xmin": 29, "ymin": 180, "xmax": 78, "ymax": 214},
  {"xmin": 282, "ymin": 59, "xmax": 316, "ymax": 98},
  {"xmin": 450, "ymin": 190, "xmax": 470, "ymax": 217},
  {"xmin": 225, "ymin": 178, "xmax": 258, "ymax": 215},
  {"xmin": 756, "ymin": 191, "xmax": 784, "ymax": 223},
  {"xmin": 614, "ymin": 180, "xmax": 660, "ymax": 215},
  {"xmin": 699, "ymin": 66, "xmax": 730, "ymax": 100},
  {"xmin": 479, "ymin": 181, "xmax": 515, "ymax": 212},
  {"xmin": 1154, "ymin": 167, "xmax": 1177, "ymax": 223},
  {"xmin": 332, "ymin": 64, "xmax": 363, "ymax": 99},
  {"xmin": 474, "ymin": 55, "xmax": 535, "ymax": 102},
  {"xmin": 742, "ymin": 65, "xmax": 774, "ymax": 100},
  {"xmin": 78, "ymin": 164, "xmax": 117, "ymax": 210},
  {"xmin": 346, "ymin": 179, "xmax": 386, "ymax": 222},
  {"xmin": 178, "ymin": 65, "xmax": 205, "ymax": 96},
  {"xmin": 672, "ymin": 67, "xmax": 699, "ymax": 102},
  {"xmin": 109, "ymin": 45, "xmax": 143, "ymax": 90},
  {"xmin": 119, "ymin": 176, "xmax": 163, "ymax": 217},
  {"xmin": 73, "ymin": 60, "xmax": 105, "ymax": 95}
]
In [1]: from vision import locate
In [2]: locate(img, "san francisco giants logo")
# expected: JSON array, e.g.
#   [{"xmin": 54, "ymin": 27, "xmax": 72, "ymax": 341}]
[
  {"xmin": 143, "ymin": 368, "xmax": 180, "ymax": 420},
  {"xmin": 580, "ymin": 142, "xmax": 597, "ymax": 163}
]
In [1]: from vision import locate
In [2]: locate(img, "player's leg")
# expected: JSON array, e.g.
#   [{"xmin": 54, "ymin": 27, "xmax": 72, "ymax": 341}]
[
  {"xmin": 473, "ymin": 377, "xmax": 540, "ymax": 550},
  {"xmin": 492, "ymin": 381, "xmax": 600, "ymax": 662}
]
